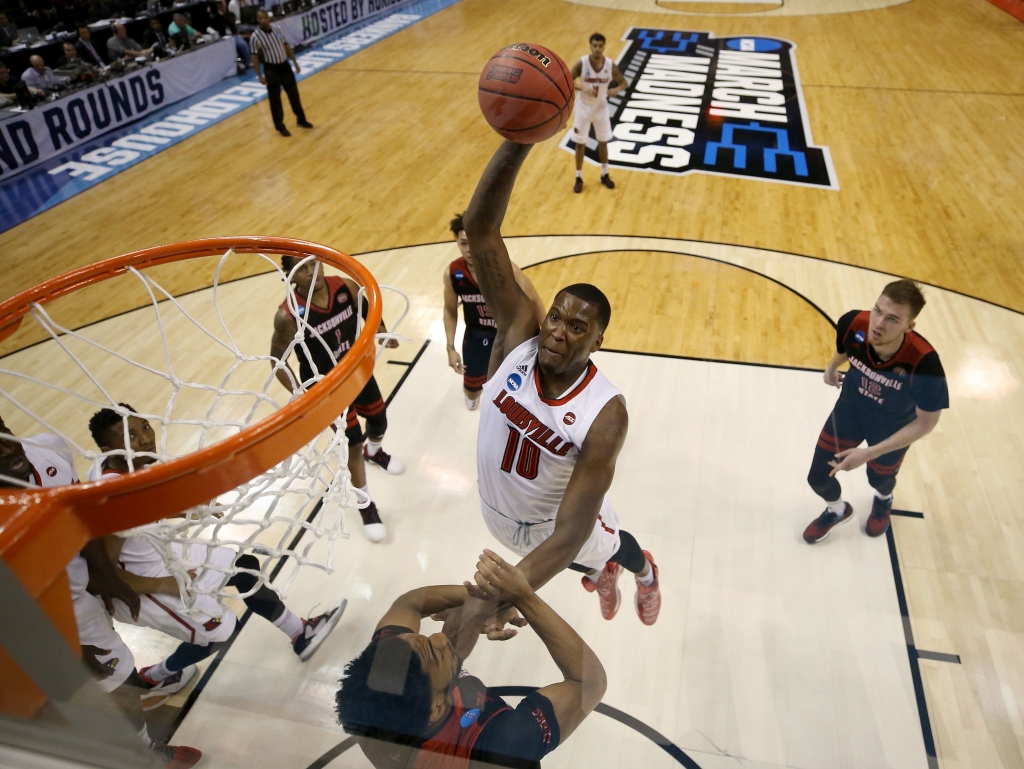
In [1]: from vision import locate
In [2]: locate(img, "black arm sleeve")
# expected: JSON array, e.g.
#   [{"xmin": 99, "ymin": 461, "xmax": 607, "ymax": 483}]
[
  {"xmin": 472, "ymin": 691, "xmax": 561, "ymax": 766},
  {"xmin": 911, "ymin": 351, "xmax": 949, "ymax": 412},
  {"xmin": 835, "ymin": 310, "xmax": 859, "ymax": 354}
]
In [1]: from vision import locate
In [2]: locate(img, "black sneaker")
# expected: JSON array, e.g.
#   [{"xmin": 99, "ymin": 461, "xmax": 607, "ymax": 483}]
[
  {"xmin": 360, "ymin": 500, "xmax": 386, "ymax": 542},
  {"xmin": 802, "ymin": 502, "xmax": 853, "ymax": 544},
  {"xmin": 363, "ymin": 445, "xmax": 404, "ymax": 474},
  {"xmin": 296, "ymin": 120, "xmax": 313, "ymax": 128},
  {"xmin": 276, "ymin": 124, "xmax": 291, "ymax": 137},
  {"xmin": 573, "ymin": 177, "xmax": 583, "ymax": 193},
  {"xmin": 600, "ymin": 173, "xmax": 615, "ymax": 189},
  {"xmin": 866, "ymin": 495, "xmax": 893, "ymax": 537},
  {"xmin": 292, "ymin": 599, "xmax": 347, "ymax": 661}
]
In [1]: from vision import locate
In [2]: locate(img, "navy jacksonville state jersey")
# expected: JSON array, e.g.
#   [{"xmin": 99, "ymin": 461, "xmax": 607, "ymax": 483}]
[
  {"xmin": 449, "ymin": 258, "xmax": 496, "ymax": 333},
  {"xmin": 836, "ymin": 309, "xmax": 948, "ymax": 428},
  {"xmin": 281, "ymin": 276, "xmax": 359, "ymax": 383}
]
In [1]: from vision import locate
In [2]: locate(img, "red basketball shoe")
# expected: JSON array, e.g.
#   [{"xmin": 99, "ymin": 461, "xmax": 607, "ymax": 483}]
[
  {"xmin": 803, "ymin": 502, "xmax": 853, "ymax": 544},
  {"xmin": 588, "ymin": 561, "xmax": 622, "ymax": 620},
  {"xmin": 866, "ymin": 496, "xmax": 892, "ymax": 537},
  {"xmin": 152, "ymin": 744, "xmax": 202, "ymax": 769},
  {"xmin": 634, "ymin": 551, "xmax": 661, "ymax": 626}
]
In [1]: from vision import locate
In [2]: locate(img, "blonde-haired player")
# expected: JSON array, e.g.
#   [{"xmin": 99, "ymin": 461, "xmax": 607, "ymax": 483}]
[{"xmin": 570, "ymin": 32, "xmax": 628, "ymax": 193}]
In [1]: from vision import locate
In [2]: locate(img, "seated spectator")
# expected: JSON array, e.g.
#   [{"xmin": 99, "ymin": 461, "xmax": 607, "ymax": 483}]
[
  {"xmin": 208, "ymin": 0, "xmax": 249, "ymax": 69},
  {"xmin": 76, "ymin": 24, "xmax": 106, "ymax": 66},
  {"xmin": 142, "ymin": 16, "xmax": 176, "ymax": 56},
  {"xmin": 22, "ymin": 54, "xmax": 70, "ymax": 91},
  {"xmin": 0, "ymin": 61, "xmax": 38, "ymax": 96},
  {"xmin": 168, "ymin": 12, "xmax": 200, "ymax": 49},
  {"xmin": 87, "ymin": 0, "xmax": 113, "ymax": 23},
  {"xmin": 106, "ymin": 22, "xmax": 152, "ymax": 60},
  {"xmin": 0, "ymin": 12, "xmax": 20, "ymax": 47},
  {"xmin": 56, "ymin": 41, "xmax": 99, "ymax": 82}
]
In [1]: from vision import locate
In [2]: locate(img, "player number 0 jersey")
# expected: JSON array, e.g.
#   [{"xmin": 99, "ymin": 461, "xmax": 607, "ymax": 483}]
[{"xmin": 477, "ymin": 337, "xmax": 622, "ymax": 525}]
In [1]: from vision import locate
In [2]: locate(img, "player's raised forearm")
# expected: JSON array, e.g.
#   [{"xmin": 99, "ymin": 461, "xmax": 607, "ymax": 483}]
[
  {"xmin": 394, "ymin": 585, "xmax": 470, "ymax": 618},
  {"xmin": 465, "ymin": 140, "xmax": 532, "ymax": 237}
]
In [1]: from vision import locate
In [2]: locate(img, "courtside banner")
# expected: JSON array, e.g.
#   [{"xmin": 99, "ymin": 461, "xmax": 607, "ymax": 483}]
[
  {"xmin": 0, "ymin": 38, "xmax": 235, "ymax": 181},
  {"xmin": 278, "ymin": 0, "xmax": 417, "ymax": 46},
  {"xmin": 562, "ymin": 28, "xmax": 838, "ymax": 189}
]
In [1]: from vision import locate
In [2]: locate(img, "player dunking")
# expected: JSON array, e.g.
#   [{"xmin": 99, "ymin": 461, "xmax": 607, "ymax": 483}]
[
  {"xmin": 443, "ymin": 211, "xmax": 546, "ymax": 410},
  {"xmin": 459, "ymin": 139, "xmax": 661, "ymax": 626},
  {"xmin": 271, "ymin": 256, "xmax": 404, "ymax": 542},
  {"xmin": 803, "ymin": 280, "xmax": 948, "ymax": 543},
  {"xmin": 570, "ymin": 33, "xmax": 627, "ymax": 194}
]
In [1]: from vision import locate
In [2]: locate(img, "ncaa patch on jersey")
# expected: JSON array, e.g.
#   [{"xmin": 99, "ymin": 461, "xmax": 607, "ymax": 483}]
[
  {"xmin": 454, "ymin": 270, "xmax": 464, "ymax": 279},
  {"xmin": 855, "ymin": 331, "xmax": 866, "ymax": 343},
  {"xmin": 563, "ymin": 412, "xmax": 576, "ymax": 425},
  {"xmin": 561, "ymin": 28, "xmax": 837, "ymax": 190},
  {"xmin": 507, "ymin": 373, "xmax": 523, "ymax": 391},
  {"xmin": 460, "ymin": 708, "xmax": 481, "ymax": 728}
]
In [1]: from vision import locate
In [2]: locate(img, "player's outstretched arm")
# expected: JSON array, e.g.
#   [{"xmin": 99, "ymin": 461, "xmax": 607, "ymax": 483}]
[
  {"xmin": 514, "ymin": 397, "xmax": 628, "ymax": 590},
  {"xmin": 464, "ymin": 140, "xmax": 541, "ymax": 363},
  {"xmin": 474, "ymin": 551, "xmax": 607, "ymax": 741}
]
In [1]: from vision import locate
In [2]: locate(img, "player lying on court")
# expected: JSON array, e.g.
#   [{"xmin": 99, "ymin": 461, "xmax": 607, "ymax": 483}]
[
  {"xmin": 455, "ymin": 139, "xmax": 661, "ymax": 628},
  {"xmin": 87, "ymin": 404, "xmax": 347, "ymax": 708},
  {"xmin": 443, "ymin": 211, "xmax": 547, "ymax": 410},
  {"xmin": 0, "ymin": 414, "xmax": 202, "ymax": 769},
  {"xmin": 271, "ymin": 254, "xmax": 403, "ymax": 542},
  {"xmin": 336, "ymin": 550, "xmax": 605, "ymax": 768},
  {"xmin": 803, "ymin": 280, "xmax": 948, "ymax": 543}
]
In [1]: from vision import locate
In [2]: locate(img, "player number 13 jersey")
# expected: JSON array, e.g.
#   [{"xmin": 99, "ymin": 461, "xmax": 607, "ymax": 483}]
[{"xmin": 477, "ymin": 337, "xmax": 622, "ymax": 525}]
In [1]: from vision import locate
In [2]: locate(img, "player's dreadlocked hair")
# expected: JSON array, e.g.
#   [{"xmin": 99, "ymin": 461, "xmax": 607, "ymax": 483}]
[
  {"xmin": 557, "ymin": 283, "xmax": 612, "ymax": 332},
  {"xmin": 88, "ymin": 403, "xmax": 137, "ymax": 449},
  {"xmin": 449, "ymin": 212, "xmax": 466, "ymax": 239},
  {"xmin": 280, "ymin": 255, "xmax": 298, "ymax": 273},
  {"xmin": 336, "ymin": 634, "xmax": 433, "ymax": 744}
]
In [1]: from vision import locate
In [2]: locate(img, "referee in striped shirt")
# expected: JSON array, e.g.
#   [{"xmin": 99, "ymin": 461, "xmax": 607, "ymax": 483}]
[{"xmin": 250, "ymin": 9, "xmax": 312, "ymax": 137}]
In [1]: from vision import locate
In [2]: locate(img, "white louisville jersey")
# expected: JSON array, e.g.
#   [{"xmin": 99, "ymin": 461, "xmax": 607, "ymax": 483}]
[
  {"xmin": 477, "ymin": 336, "xmax": 622, "ymax": 525},
  {"xmin": 87, "ymin": 465, "xmax": 235, "ymax": 622},
  {"xmin": 579, "ymin": 54, "xmax": 613, "ymax": 105}
]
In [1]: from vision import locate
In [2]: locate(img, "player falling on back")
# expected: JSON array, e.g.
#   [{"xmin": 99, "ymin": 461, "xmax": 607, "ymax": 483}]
[
  {"xmin": 803, "ymin": 280, "xmax": 948, "ymax": 543},
  {"xmin": 443, "ymin": 211, "xmax": 546, "ymax": 410},
  {"xmin": 271, "ymin": 255, "xmax": 404, "ymax": 542},
  {"xmin": 86, "ymin": 405, "xmax": 347, "ymax": 709},
  {"xmin": 570, "ymin": 32, "xmax": 627, "ymax": 194},
  {"xmin": 0, "ymin": 415, "xmax": 202, "ymax": 769},
  {"xmin": 458, "ymin": 139, "xmax": 661, "ymax": 626}
]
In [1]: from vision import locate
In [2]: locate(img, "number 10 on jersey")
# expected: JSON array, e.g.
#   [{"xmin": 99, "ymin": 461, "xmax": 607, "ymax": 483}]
[{"xmin": 501, "ymin": 426, "xmax": 540, "ymax": 480}]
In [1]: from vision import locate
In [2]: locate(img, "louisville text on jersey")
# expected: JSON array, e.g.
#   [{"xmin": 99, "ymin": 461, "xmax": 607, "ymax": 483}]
[
  {"xmin": 562, "ymin": 28, "xmax": 837, "ymax": 189},
  {"xmin": 493, "ymin": 390, "xmax": 574, "ymax": 456}
]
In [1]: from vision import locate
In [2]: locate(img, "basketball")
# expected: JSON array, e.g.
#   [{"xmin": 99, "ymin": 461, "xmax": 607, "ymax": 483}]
[{"xmin": 478, "ymin": 43, "xmax": 575, "ymax": 144}]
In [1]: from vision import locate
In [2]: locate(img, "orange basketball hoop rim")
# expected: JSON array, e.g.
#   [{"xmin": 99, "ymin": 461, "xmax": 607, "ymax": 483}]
[{"xmin": 0, "ymin": 236, "xmax": 382, "ymax": 603}]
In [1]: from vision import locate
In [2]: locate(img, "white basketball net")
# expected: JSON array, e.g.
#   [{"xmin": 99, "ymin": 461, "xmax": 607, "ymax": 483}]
[{"xmin": 0, "ymin": 249, "xmax": 395, "ymax": 614}]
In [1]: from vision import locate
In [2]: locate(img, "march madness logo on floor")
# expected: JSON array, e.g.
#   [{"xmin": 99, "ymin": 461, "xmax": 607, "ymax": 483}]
[{"xmin": 562, "ymin": 28, "xmax": 837, "ymax": 189}]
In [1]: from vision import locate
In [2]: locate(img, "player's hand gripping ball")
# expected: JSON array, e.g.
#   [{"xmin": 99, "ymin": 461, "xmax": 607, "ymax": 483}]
[{"xmin": 478, "ymin": 43, "xmax": 575, "ymax": 144}]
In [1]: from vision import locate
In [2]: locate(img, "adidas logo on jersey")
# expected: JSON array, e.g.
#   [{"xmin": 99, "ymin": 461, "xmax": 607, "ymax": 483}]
[{"xmin": 516, "ymin": 364, "xmax": 528, "ymax": 376}]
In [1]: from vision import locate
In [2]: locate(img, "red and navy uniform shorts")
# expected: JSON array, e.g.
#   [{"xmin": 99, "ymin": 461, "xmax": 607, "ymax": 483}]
[{"xmin": 463, "ymin": 327, "xmax": 496, "ymax": 393}]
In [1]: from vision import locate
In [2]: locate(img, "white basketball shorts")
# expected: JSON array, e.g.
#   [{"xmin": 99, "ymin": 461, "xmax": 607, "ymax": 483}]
[
  {"xmin": 112, "ymin": 592, "xmax": 237, "ymax": 646},
  {"xmin": 572, "ymin": 99, "xmax": 613, "ymax": 144},
  {"xmin": 72, "ymin": 590, "xmax": 135, "ymax": 692},
  {"xmin": 480, "ymin": 497, "xmax": 621, "ymax": 572}
]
